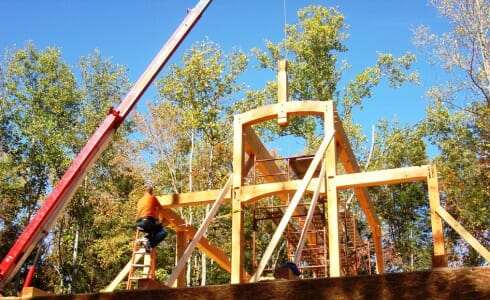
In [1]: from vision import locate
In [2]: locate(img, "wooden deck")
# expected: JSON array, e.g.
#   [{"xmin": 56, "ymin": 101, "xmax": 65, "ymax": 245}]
[{"xmin": 22, "ymin": 266, "xmax": 490, "ymax": 300}]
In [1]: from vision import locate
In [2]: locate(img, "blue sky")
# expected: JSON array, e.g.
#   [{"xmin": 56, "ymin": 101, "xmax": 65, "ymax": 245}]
[{"xmin": 0, "ymin": 0, "xmax": 449, "ymax": 157}]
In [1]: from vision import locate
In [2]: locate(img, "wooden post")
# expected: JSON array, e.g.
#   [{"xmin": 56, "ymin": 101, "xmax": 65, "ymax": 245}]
[
  {"xmin": 231, "ymin": 116, "xmax": 245, "ymax": 283},
  {"xmin": 373, "ymin": 225, "xmax": 384, "ymax": 274},
  {"xmin": 175, "ymin": 231, "xmax": 186, "ymax": 287},
  {"xmin": 427, "ymin": 165, "xmax": 448, "ymax": 268},
  {"xmin": 277, "ymin": 60, "xmax": 288, "ymax": 126},
  {"xmin": 325, "ymin": 102, "xmax": 341, "ymax": 277}
]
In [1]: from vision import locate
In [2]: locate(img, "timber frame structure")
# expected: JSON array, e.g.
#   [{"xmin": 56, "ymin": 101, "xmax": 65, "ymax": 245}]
[
  {"xmin": 3, "ymin": 1, "xmax": 488, "ymax": 296},
  {"xmin": 105, "ymin": 60, "xmax": 490, "ymax": 290}
]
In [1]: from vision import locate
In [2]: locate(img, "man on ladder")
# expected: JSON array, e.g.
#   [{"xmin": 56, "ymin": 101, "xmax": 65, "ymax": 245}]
[
  {"xmin": 127, "ymin": 185, "xmax": 168, "ymax": 290},
  {"xmin": 136, "ymin": 186, "xmax": 168, "ymax": 252}
]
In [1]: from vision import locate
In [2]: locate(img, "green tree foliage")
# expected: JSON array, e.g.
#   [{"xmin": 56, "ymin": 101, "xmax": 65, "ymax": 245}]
[
  {"xmin": 414, "ymin": 0, "xmax": 490, "ymax": 266},
  {"xmin": 0, "ymin": 43, "xmax": 81, "ymax": 289},
  {"xmin": 240, "ymin": 5, "xmax": 418, "ymax": 154},
  {"xmin": 0, "ymin": 43, "xmax": 81, "ymax": 294},
  {"xmin": 0, "ymin": 43, "xmax": 79, "ymax": 220},
  {"xmin": 40, "ymin": 51, "xmax": 139, "ymax": 294},
  {"xmin": 0, "ymin": 44, "xmax": 139, "ymax": 295}
]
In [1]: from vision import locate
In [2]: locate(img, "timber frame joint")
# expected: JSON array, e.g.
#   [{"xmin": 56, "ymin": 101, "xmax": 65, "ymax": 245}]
[{"xmin": 428, "ymin": 164, "xmax": 437, "ymax": 179}]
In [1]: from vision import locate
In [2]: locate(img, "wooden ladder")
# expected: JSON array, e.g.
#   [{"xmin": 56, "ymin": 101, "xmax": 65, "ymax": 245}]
[{"xmin": 126, "ymin": 229, "xmax": 156, "ymax": 290}]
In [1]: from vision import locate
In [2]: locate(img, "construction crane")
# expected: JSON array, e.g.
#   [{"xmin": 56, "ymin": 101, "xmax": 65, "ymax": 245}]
[{"xmin": 0, "ymin": 0, "xmax": 212, "ymax": 289}]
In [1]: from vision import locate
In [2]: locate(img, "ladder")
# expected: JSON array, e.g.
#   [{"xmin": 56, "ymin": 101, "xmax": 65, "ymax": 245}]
[{"xmin": 126, "ymin": 229, "xmax": 156, "ymax": 290}]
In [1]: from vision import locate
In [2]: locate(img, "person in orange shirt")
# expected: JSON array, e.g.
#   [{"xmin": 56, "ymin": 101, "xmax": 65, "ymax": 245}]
[{"xmin": 136, "ymin": 186, "xmax": 167, "ymax": 252}]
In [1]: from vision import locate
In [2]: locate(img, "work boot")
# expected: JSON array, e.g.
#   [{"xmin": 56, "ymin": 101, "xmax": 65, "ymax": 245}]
[{"xmin": 142, "ymin": 238, "xmax": 152, "ymax": 253}]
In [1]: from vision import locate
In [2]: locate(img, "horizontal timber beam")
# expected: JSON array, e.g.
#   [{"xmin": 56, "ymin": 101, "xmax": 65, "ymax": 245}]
[
  {"xmin": 157, "ymin": 182, "xmax": 313, "ymax": 208},
  {"xmin": 158, "ymin": 190, "xmax": 224, "ymax": 208},
  {"xmin": 158, "ymin": 166, "xmax": 431, "ymax": 208},
  {"xmin": 334, "ymin": 165, "xmax": 430, "ymax": 189}
]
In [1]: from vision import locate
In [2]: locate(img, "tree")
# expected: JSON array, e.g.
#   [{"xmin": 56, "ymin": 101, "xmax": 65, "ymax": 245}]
[
  {"xmin": 243, "ymin": 5, "xmax": 418, "ymax": 154},
  {"xmin": 0, "ymin": 43, "xmax": 81, "ymax": 294},
  {"xmin": 0, "ymin": 44, "xmax": 141, "ymax": 295},
  {"xmin": 367, "ymin": 121, "xmax": 431, "ymax": 271},
  {"xmin": 414, "ymin": 0, "xmax": 490, "ymax": 266},
  {"xmin": 42, "ymin": 50, "xmax": 138, "ymax": 294}
]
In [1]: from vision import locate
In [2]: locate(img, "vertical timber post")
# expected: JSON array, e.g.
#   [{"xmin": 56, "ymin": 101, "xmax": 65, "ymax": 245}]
[
  {"xmin": 277, "ymin": 60, "xmax": 288, "ymax": 126},
  {"xmin": 231, "ymin": 116, "xmax": 245, "ymax": 283},
  {"xmin": 325, "ymin": 102, "xmax": 341, "ymax": 277},
  {"xmin": 175, "ymin": 231, "xmax": 186, "ymax": 287},
  {"xmin": 427, "ymin": 165, "xmax": 448, "ymax": 268}
]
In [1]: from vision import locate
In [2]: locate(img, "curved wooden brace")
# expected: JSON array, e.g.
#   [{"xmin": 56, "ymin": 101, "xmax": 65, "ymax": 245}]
[{"xmin": 236, "ymin": 101, "xmax": 328, "ymax": 126}]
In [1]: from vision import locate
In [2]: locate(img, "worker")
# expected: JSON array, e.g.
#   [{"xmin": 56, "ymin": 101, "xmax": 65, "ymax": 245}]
[{"xmin": 136, "ymin": 186, "xmax": 168, "ymax": 252}]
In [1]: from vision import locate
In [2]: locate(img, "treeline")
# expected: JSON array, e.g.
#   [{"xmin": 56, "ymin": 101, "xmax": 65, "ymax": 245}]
[{"xmin": 1, "ymin": 0, "xmax": 489, "ymax": 296}]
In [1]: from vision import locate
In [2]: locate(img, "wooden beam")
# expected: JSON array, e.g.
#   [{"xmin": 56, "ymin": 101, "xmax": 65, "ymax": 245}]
[
  {"xmin": 237, "ymin": 101, "xmax": 327, "ymax": 126},
  {"xmin": 294, "ymin": 151, "xmax": 327, "ymax": 264},
  {"xmin": 436, "ymin": 206, "xmax": 490, "ymax": 263},
  {"xmin": 231, "ymin": 116, "xmax": 245, "ymax": 284},
  {"xmin": 239, "ymin": 181, "xmax": 306, "ymax": 204},
  {"xmin": 333, "ymin": 112, "xmax": 379, "ymax": 227},
  {"xmin": 158, "ymin": 163, "xmax": 430, "ymax": 208},
  {"xmin": 277, "ymin": 60, "xmax": 288, "ymax": 126},
  {"xmin": 325, "ymin": 103, "xmax": 341, "ymax": 277},
  {"xmin": 158, "ymin": 190, "xmax": 224, "ymax": 208},
  {"xmin": 243, "ymin": 125, "xmax": 288, "ymax": 183},
  {"xmin": 334, "ymin": 166, "xmax": 429, "ymax": 189},
  {"xmin": 427, "ymin": 165, "xmax": 447, "ymax": 268},
  {"xmin": 94, "ymin": 267, "xmax": 490, "ymax": 299},
  {"xmin": 158, "ymin": 179, "xmax": 315, "ymax": 208},
  {"xmin": 175, "ymin": 231, "xmax": 186, "ymax": 287}
]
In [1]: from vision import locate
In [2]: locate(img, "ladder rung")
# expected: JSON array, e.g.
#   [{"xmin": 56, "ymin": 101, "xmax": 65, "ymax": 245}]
[
  {"xmin": 129, "ymin": 276, "xmax": 149, "ymax": 280},
  {"xmin": 132, "ymin": 264, "xmax": 152, "ymax": 268},
  {"xmin": 134, "ymin": 250, "xmax": 150, "ymax": 254},
  {"xmin": 128, "ymin": 229, "xmax": 156, "ymax": 290}
]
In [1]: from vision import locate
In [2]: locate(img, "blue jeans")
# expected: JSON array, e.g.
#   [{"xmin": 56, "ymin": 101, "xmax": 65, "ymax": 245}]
[{"xmin": 136, "ymin": 217, "xmax": 168, "ymax": 248}]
